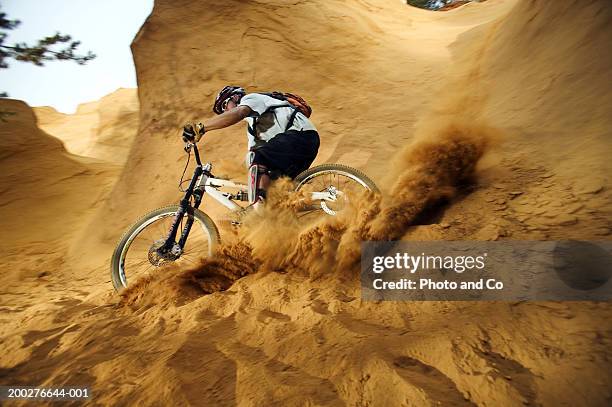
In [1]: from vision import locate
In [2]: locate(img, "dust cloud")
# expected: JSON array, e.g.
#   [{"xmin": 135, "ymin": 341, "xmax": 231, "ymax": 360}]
[
  {"xmin": 4, "ymin": 0, "xmax": 611, "ymax": 404},
  {"xmin": 121, "ymin": 121, "xmax": 496, "ymax": 305}
]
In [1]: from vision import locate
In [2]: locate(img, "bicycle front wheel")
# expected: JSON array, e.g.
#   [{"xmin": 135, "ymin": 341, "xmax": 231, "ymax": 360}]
[{"xmin": 110, "ymin": 205, "xmax": 220, "ymax": 292}]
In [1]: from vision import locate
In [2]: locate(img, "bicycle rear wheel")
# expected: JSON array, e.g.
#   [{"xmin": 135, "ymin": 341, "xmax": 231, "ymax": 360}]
[
  {"xmin": 293, "ymin": 164, "xmax": 379, "ymax": 216},
  {"xmin": 110, "ymin": 205, "xmax": 220, "ymax": 292}
]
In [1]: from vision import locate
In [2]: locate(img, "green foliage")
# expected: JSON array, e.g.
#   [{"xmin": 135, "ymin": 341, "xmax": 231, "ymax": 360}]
[{"xmin": 0, "ymin": 4, "xmax": 96, "ymax": 97}]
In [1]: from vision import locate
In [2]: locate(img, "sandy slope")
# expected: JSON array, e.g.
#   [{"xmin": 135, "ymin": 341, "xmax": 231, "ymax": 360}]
[
  {"xmin": 34, "ymin": 88, "xmax": 139, "ymax": 165},
  {"xmin": 1, "ymin": 0, "xmax": 611, "ymax": 406},
  {"xmin": 0, "ymin": 100, "xmax": 120, "ymax": 379},
  {"xmin": 0, "ymin": 100, "xmax": 120, "ymax": 250}
]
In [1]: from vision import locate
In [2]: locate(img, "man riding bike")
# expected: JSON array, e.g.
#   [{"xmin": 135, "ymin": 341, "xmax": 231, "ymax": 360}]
[{"xmin": 183, "ymin": 86, "xmax": 320, "ymax": 209}]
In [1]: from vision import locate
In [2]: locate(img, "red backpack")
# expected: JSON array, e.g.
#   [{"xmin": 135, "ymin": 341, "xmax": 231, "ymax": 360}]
[{"xmin": 263, "ymin": 91, "xmax": 312, "ymax": 118}]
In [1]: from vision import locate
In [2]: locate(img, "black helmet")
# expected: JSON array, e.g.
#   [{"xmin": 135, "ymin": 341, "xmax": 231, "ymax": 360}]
[{"xmin": 213, "ymin": 86, "xmax": 246, "ymax": 115}]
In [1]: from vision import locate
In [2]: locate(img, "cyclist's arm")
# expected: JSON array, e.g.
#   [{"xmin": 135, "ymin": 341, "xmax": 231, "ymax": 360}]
[{"xmin": 197, "ymin": 106, "xmax": 252, "ymax": 140}]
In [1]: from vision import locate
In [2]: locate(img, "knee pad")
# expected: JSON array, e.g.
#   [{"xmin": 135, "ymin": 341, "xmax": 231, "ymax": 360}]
[{"xmin": 248, "ymin": 164, "xmax": 269, "ymax": 204}]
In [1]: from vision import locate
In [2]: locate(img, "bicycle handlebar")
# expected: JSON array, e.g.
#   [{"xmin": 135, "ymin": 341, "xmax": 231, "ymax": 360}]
[
  {"xmin": 181, "ymin": 137, "xmax": 202, "ymax": 166},
  {"xmin": 181, "ymin": 122, "xmax": 205, "ymax": 165},
  {"xmin": 182, "ymin": 123, "xmax": 198, "ymax": 152}
]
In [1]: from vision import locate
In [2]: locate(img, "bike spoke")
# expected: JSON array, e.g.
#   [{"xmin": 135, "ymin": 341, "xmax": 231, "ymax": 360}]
[
  {"xmin": 155, "ymin": 216, "xmax": 170, "ymax": 239},
  {"xmin": 178, "ymin": 255, "xmax": 198, "ymax": 265},
  {"xmin": 296, "ymin": 170, "xmax": 372, "ymax": 218},
  {"xmin": 143, "ymin": 222, "xmax": 162, "ymax": 244},
  {"xmin": 297, "ymin": 208, "xmax": 324, "ymax": 218},
  {"xmin": 129, "ymin": 240, "xmax": 151, "ymax": 250},
  {"xmin": 117, "ymin": 213, "xmax": 214, "ymax": 289},
  {"xmin": 123, "ymin": 258, "xmax": 155, "ymax": 283}
]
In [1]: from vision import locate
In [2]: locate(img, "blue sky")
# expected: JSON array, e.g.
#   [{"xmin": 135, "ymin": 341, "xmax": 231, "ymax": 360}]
[{"xmin": 1, "ymin": 0, "xmax": 153, "ymax": 113}]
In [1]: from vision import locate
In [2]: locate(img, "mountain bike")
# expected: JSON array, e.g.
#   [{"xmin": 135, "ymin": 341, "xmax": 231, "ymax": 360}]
[{"xmin": 110, "ymin": 136, "xmax": 378, "ymax": 292}]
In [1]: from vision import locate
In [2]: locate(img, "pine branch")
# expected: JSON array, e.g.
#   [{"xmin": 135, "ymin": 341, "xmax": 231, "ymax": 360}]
[
  {"xmin": 0, "ymin": 11, "xmax": 20, "ymax": 30},
  {"xmin": 0, "ymin": 6, "xmax": 96, "ymax": 70},
  {"xmin": 0, "ymin": 32, "xmax": 96, "ymax": 67}
]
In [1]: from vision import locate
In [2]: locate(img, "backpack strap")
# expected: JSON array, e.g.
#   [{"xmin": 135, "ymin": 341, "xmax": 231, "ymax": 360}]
[
  {"xmin": 247, "ymin": 118, "xmax": 257, "ymax": 139},
  {"xmin": 269, "ymin": 104, "xmax": 300, "ymax": 132},
  {"xmin": 285, "ymin": 107, "xmax": 300, "ymax": 132},
  {"xmin": 248, "ymin": 103, "xmax": 296, "ymax": 139}
]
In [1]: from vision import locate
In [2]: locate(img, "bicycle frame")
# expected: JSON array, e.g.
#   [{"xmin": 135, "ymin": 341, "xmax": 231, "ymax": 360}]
[
  {"xmin": 158, "ymin": 140, "xmax": 339, "ymax": 257},
  {"xmin": 202, "ymin": 177, "xmax": 246, "ymax": 212},
  {"xmin": 203, "ymin": 171, "xmax": 337, "ymax": 211},
  {"xmin": 158, "ymin": 141, "xmax": 252, "ymax": 256}
]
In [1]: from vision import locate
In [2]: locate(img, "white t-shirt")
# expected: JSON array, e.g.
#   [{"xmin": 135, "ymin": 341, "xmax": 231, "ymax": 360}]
[{"xmin": 238, "ymin": 93, "xmax": 317, "ymax": 149}]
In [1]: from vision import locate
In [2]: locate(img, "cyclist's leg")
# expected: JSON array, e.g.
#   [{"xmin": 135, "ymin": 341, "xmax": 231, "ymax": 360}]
[
  {"xmin": 247, "ymin": 130, "xmax": 319, "ymax": 206},
  {"xmin": 247, "ymin": 151, "xmax": 270, "ymax": 204},
  {"xmin": 254, "ymin": 130, "xmax": 320, "ymax": 179}
]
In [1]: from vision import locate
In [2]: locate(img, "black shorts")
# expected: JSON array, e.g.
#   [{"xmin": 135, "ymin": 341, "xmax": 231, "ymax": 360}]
[{"xmin": 252, "ymin": 130, "xmax": 320, "ymax": 179}]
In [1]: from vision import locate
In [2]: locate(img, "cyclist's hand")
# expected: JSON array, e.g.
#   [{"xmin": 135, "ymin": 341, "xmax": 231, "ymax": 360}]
[
  {"xmin": 182, "ymin": 123, "xmax": 196, "ymax": 142},
  {"xmin": 194, "ymin": 122, "xmax": 206, "ymax": 142},
  {"xmin": 182, "ymin": 122, "xmax": 206, "ymax": 143}
]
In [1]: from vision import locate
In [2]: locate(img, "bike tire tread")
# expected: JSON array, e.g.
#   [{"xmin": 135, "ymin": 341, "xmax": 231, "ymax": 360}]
[
  {"xmin": 294, "ymin": 163, "xmax": 380, "ymax": 193},
  {"xmin": 110, "ymin": 205, "xmax": 220, "ymax": 292}
]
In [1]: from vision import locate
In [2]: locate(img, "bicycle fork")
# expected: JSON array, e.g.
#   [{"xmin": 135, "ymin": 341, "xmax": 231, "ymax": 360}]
[{"xmin": 158, "ymin": 165, "xmax": 205, "ymax": 257}]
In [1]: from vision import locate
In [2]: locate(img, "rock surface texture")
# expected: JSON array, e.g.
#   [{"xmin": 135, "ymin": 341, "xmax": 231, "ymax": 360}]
[{"xmin": 1, "ymin": 0, "xmax": 611, "ymax": 405}]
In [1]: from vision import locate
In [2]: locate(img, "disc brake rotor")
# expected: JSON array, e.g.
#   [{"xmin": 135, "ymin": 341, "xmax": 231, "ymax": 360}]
[
  {"xmin": 320, "ymin": 186, "xmax": 347, "ymax": 216},
  {"xmin": 148, "ymin": 239, "xmax": 180, "ymax": 266}
]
